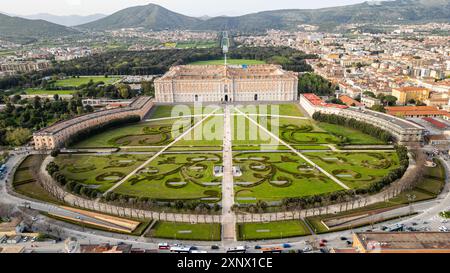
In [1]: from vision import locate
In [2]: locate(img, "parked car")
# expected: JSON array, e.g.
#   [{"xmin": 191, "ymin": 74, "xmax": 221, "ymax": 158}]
[
  {"xmin": 282, "ymin": 243, "xmax": 291, "ymax": 248},
  {"xmin": 340, "ymin": 237, "xmax": 347, "ymax": 241},
  {"xmin": 254, "ymin": 245, "xmax": 261, "ymax": 250},
  {"xmin": 211, "ymin": 245, "xmax": 220, "ymax": 250}
]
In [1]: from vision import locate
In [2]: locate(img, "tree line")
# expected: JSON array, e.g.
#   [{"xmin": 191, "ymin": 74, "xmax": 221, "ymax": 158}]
[{"xmin": 0, "ymin": 46, "xmax": 316, "ymax": 90}]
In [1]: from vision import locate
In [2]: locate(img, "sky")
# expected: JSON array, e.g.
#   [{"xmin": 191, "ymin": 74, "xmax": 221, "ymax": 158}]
[{"xmin": 0, "ymin": 0, "xmax": 382, "ymax": 17}]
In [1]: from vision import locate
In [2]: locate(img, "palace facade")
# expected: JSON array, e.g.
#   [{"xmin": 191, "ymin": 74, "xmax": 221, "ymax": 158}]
[{"xmin": 154, "ymin": 64, "xmax": 299, "ymax": 103}]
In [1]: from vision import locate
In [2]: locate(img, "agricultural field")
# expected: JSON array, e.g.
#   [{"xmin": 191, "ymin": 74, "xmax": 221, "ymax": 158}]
[
  {"xmin": 113, "ymin": 153, "xmax": 223, "ymax": 201},
  {"xmin": 150, "ymin": 221, "xmax": 221, "ymax": 241},
  {"xmin": 190, "ymin": 59, "xmax": 266, "ymax": 65},
  {"xmin": 238, "ymin": 220, "xmax": 311, "ymax": 240},
  {"xmin": 54, "ymin": 76, "xmax": 121, "ymax": 87}
]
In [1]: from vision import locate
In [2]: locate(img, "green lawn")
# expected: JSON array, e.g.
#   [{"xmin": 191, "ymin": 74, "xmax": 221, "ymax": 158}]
[
  {"xmin": 150, "ymin": 221, "xmax": 221, "ymax": 241},
  {"xmin": 72, "ymin": 118, "xmax": 191, "ymax": 148},
  {"xmin": 234, "ymin": 152, "xmax": 344, "ymax": 203},
  {"xmin": 238, "ymin": 220, "xmax": 311, "ymax": 240},
  {"xmin": 54, "ymin": 76, "xmax": 120, "ymax": 87},
  {"xmin": 190, "ymin": 59, "xmax": 266, "ymax": 65},
  {"xmin": 13, "ymin": 155, "xmax": 61, "ymax": 204},
  {"xmin": 54, "ymin": 154, "xmax": 150, "ymax": 192},
  {"xmin": 317, "ymin": 122, "xmax": 386, "ymax": 145},
  {"xmin": 114, "ymin": 153, "xmax": 222, "ymax": 201},
  {"xmin": 304, "ymin": 151, "xmax": 400, "ymax": 189}
]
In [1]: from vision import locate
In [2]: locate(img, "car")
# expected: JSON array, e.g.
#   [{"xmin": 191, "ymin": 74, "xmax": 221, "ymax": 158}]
[
  {"xmin": 320, "ymin": 239, "xmax": 328, "ymax": 243},
  {"xmin": 282, "ymin": 243, "xmax": 291, "ymax": 248},
  {"xmin": 412, "ymin": 222, "xmax": 418, "ymax": 226},
  {"xmin": 303, "ymin": 246, "xmax": 312, "ymax": 252},
  {"xmin": 158, "ymin": 243, "xmax": 170, "ymax": 250},
  {"xmin": 340, "ymin": 236, "xmax": 347, "ymax": 241},
  {"xmin": 346, "ymin": 241, "xmax": 353, "ymax": 245},
  {"xmin": 319, "ymin": 242, "xmax": 326, "ymax": 247},
  {"xmin": 439, "ymin": 226, "xmax": 449, "ymax": 232},
  {"xmin": 441, "ymin": 220, "xmax": 448, "ymax": 224},
  {"xmin": 254, "ymin": 245, "xmax": 261, "ymax": 250},
  {"xmin": 211, "ymin": 245, "xmax": 220, "ymax": 250},
  {"xmin": 31, "ymin": 217, "xmax": 37, "ymax": 221}
]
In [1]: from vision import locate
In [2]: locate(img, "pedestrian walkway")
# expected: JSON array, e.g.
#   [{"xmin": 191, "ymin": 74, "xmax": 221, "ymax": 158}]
[{"xmin": 222, "ymin": 105, "xmax": 237, "ymax": 244}]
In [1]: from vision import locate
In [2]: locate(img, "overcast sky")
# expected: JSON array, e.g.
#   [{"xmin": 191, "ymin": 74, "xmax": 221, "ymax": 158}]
[{"xmin": 0, "ymin": 0, "xmax": 384, "ymax": 17}]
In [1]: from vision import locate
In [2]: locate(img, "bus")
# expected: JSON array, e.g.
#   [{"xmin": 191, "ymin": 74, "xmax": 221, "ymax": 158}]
[
  {"xmin": 260, "ymin": 247, "xmax": 283, "ymax": 253},
  {"xmin": 226, "ymin": 246, "xmax": 246, "ymax": 253},
  {"xmin": 170, "ymin": 246, "xmax": 193, "ymax": 253}
]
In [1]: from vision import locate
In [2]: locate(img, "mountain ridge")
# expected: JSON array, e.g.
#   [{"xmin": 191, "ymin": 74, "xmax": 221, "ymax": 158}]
[{"xmin": 79, "ymin": 0, "xmax": 450, "ymax": 32}]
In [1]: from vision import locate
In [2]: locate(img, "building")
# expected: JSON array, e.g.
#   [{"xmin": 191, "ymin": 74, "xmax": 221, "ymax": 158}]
[
  {"xmin": 300, "ymin": 94, "xmax": 424, "ymax": 145},
  {"xmin": 154, "ymin": 64, "xmax": 298, "ymax": 103},
  {"xmin": 361, "ymin": 96, "xmax": 381, "ymax": 108},
  {"xmin": 392, "ymin": 86, "xmax": 430, "ymax": 105},
  {"xmin": 353, "ymin": 232, "xmax": 450, "ymax": 253},
  {"xmin": 386, "ymin": 106, "xmax": 450, "ymax": 119},
  {"xmin": 338, "ymin": 95, "xmax": 363, "ymax": 107},
  {"xmin": 33, "ymin": 96, "xmax": 154, "ymax": 150}
]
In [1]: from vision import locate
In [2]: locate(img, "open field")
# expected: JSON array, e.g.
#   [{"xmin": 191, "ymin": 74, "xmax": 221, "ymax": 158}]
[
  {"xmin": 150, "ymin": 221, "xmax": 221, "ymax": 241},
  {"xmin": 54, "ymin": 76, "xmax": 121, "ymax": 87},
  {"xmin": 176, "ymin": 41, "xmax": 219, "ymax": 49},
  {"xmin": 190, "ymin": 59, "xmax": 266, "ymax": 65},
  {"xmin": 113, "ymin": 153, "xmax": 223, "ymax": 201}
]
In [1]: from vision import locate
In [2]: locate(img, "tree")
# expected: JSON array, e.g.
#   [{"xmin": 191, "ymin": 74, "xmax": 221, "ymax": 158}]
[
  {"xmin": 5, "ymin": 128, "xmax": 31, "ymax": 146},
  {"xmin": 117, "ymin": 84, "xmax": 131, "ymax": 99},
  {"xmin": 363, "ymin": 91, "xmax": 376, "ymax": 98},
  {"xmin": 383, "ymin": 95, "xmax": 397, "ymax": 106}
]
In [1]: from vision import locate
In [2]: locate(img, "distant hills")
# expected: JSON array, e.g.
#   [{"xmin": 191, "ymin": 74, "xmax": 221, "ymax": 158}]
[
  {"xmin": 0, "ymin": 13, "xmax": 79, "ymax": 44},
  {"xmin": 21, "ymin": 13, "xmax": 106, "ymax": 27},
  {"xmin": 1, "ymin": 0, "xmax": 449, "ymax": 44},
  {"xmin": 78, "ymin": 0, "xmax": 450, "ymax": 32},
  {"xmin": 78, "ymin": 4, "xmax": 199, "ymax": 31}
]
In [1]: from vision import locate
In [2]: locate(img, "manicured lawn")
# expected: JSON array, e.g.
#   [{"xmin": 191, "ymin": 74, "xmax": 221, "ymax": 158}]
[
  {"xmin": 233, "ymin": 152, "xmax": 344, "ymax": 203},
  {"xmin": 149, "ymin": 105, "xmax": 222, "ymax": 119},
  {"xmin": 174, "ymin": 115, "xmax": 224, "ymax": 146},
  {"xmin": 150, "ymin": 221, "xmax": 221, "ymax": 241},
  {"xmin": 190, "ymin": 59, "xmax": 266, "ymax": 65},
  {"xmin": 72, "ymin": 118, "xmax": 191, "ymax": 148},
  {"xmin": 24, "ymin": 89, "xmax": 77, "ymax": 95},
  {"xmin": 54, "ymin": 154, "xmax": 150, "ymax": 192},
  {"xmin": 304, "ymin": 151, "xmax": 400, "ymax": 189},
  {"xmin": 317, "ymin": 122, "xmax": 386, "ymax": 145},
  {"xmin": 54, "ymin": 76, "xmax": 120, "ymax": 87},
  {"xmin": 114, "ymin": 153, "xmax": 223, "ymax": 201},
  {"xmin": 238, "ymin": 220, "xmax": 311, "ymax": 240}
]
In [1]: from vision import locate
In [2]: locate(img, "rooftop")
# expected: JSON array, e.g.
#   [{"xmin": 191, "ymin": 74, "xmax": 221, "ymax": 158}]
[
  {"xmin": 156, "ymin": 64, "xmax": 298, "ymax": 81},
  {"xmin": 35, "ymin": 96, "xmax": 152, "ymax": 136}
]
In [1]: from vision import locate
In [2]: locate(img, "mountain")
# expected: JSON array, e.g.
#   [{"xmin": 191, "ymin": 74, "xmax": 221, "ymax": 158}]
[
  {"xmin": 78, "ymin": 3, "xmax": 201, "ymax": 30},
  {"xmin": 0, "ymin": 13, "xmax": 79, "ymax": 43},
  {"xmin": 79, "ymin": 0, "xmax": 450, "ymax": 32},
  {"xmin": 21, "ymin": 13, "xmax": 107, "ymax": 26}
]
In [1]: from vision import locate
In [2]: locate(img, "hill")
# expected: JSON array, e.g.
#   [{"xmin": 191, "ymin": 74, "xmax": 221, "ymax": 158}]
[
  {"xmin": 79, "ymin": 0, "xmax": 450, "ymax": 32},
  {"xmin": 0, "ymin": 13, "xmax": 79, "ymax": 43},
  {"xmin": 78, "ymin": 3, "xmax": 201, "ymax": 30},
  {"xmin": 21, "ymin": 13, "xmax": 106, "ymax": 26}
]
